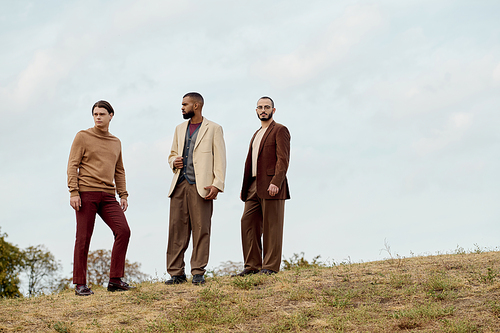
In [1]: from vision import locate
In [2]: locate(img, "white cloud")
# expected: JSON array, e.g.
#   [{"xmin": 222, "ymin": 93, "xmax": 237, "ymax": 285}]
[
  {"xmin": 111, "ymin": 0, "xmax": 188, "ymax": 31},
  {"xmin": 253, "ymin": 4, "xmax": 383, "ymax": 87},
  {"xmin": 413, "ymin": 112, "xmax": 473, "ymax": 156},
  {"xmin": 9, "ymin": 47, "xmax": 81, "ymax": 108},
  {"xmin": 493, "ymin": 62, "xmax": 500, "ymax": 81},
  {"xmin": 370, "ymin": 51, "xmax": 500, "ymax": 120}
]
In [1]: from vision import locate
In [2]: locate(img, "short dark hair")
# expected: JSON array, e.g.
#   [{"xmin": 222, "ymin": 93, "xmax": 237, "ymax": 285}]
[
  {"xmin": 183, "ymin": 92, "xmax": 204, "ymax": 107},
  {"xmin": 258, "ymin": 96, "xmax": 274, "ymax": 108},
  {"xmin": 92, "ymin": 100, "xmax": 115, "ymax": 115}
]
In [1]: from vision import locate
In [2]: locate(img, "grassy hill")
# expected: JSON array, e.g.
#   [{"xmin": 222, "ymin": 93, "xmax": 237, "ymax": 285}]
[{"xmin": 1, "ymin": 251, "xmax": 500, "ymax": 332}]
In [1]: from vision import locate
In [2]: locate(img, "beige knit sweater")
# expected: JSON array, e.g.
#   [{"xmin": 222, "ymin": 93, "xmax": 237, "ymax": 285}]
[{"xmin": 67, "ymin": 127, "xmax": 128, "ymax": 199}]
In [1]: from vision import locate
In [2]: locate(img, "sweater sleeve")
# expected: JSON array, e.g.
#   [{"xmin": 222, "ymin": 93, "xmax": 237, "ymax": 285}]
[
  {"xmin": 114, "ymin": 145, "xmax": 128, "ymax": 199},
  {"xmin": 67, "ymin": 132, "xmax": 84, "ymax": 197}
]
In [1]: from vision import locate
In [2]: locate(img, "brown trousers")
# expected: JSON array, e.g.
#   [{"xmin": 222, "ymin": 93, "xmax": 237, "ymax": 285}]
[
  {"xmin": 241, "ymin": 180, "xmax": 285, "ymax": 272},
  {"xmin": 167, "ymin": 180, "xmax": 213, "ymax": 276},
  {"xmin": 73, "ymin": 191, "xmax": 130, "ymax": 285}
]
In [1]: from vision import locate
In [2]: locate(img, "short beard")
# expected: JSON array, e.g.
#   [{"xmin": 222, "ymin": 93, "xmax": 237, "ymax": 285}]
[
  {"xmin": 183, "ymin": 110, "xmax": 195, "ymax": 119},
  {"xmin": 257, "ymin": 112, "xmax": 273, "ymax": 121}
]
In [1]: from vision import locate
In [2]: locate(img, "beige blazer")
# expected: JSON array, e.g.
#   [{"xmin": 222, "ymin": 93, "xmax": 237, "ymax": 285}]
[{"xmin": 168, "ymin": 118, "xmax": 226, "ymax": 198}]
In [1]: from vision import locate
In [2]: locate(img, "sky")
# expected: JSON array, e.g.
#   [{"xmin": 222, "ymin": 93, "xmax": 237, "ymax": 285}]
[{"xmin": 1, "ymin": 0, "xmax": 500, "ymax": 285}]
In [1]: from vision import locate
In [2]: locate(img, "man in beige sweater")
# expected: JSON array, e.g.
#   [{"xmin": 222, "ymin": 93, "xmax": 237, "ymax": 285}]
[{"xmin": 67, "ymin": 100, "xmax": 134, "ymax": 296}]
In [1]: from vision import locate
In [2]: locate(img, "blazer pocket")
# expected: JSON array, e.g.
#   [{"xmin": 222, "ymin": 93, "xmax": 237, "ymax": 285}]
[{"xmin": 267, "ymin": 168, "xmax": 275, "ymax": 176}]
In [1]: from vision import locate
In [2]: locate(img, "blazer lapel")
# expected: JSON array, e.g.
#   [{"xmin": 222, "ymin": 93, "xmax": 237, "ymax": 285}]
[
  {"xmin": 249, "ymin": 130, "xmax": 258, "ymax": 148},
  {"xmin": 178, "ymin": 121, "xmax": 189, "ymax": 151},
  {"xmin": 194, "ymin": 118, "xmax": 209, "ymax": 150},
  {"xmin": 258, "ymin": 121, "xmax": 275, "ymax": 156}
]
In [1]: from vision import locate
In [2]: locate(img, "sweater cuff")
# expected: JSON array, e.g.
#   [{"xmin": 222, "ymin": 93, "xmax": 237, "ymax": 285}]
[{"xmin": 70, "ymin": 190, "xmax": 80, "ymax": 197}]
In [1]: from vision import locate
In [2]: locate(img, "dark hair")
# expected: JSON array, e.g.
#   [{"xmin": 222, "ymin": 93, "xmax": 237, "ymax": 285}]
[
  {"xmin": 183, "ymin": 92, "xmax": 204, "ymax": 107},
  {"xmin": 258, "ymin": 96, "xmax": 274, "ymax": 108},
  {"xmin": 92, "ymin": 100, "xmax": 115, "ymax": 115}
]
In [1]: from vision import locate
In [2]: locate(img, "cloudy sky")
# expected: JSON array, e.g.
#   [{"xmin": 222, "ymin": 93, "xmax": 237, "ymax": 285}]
[{"xmin": 1, "ymin": 0, "xmax": 499, "ymax": 283}]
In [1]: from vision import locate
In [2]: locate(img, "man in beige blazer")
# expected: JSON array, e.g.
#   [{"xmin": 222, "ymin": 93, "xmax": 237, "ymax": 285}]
[{"xmin": 166, "ymin": 92, "xmax": 226, "ymax": 285}]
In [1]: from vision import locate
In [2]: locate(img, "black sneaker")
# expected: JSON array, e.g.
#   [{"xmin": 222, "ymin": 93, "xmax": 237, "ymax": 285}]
[
  {"xmin": 259, "ymin": 269, "xmax": 277, "ymax": 275},
  {"xmin": 75, "ymin": 285, "xmax": 94, "ymax": 296},
  {"xmin": 165, "ymin": 274, "xmax": 187, "ymax": 285},
  {"xmin": 192, "ymin": 274, "xmax": 205, "ymax": 285},
  {"xmin": 231, "ymin": 269, "xmax": 259, "ymax": 277}
]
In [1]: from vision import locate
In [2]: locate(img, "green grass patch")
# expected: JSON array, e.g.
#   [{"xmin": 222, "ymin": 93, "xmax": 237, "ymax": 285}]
[
  {"xmin": 441, "ymin": 318, "xmax": 483, "ymax": 333},
  {"xmin": 391, "ymin": 302, "xmax": 455, "ymax": 320},
  {"xmin": 231, "ymin": 274, "xmax": 265, "ymax": 290}
]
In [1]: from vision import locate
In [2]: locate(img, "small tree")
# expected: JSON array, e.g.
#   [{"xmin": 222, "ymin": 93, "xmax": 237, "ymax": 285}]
[
  {"xmin": 86, "ymin": 249, "xmax": 149, "ymax": 286},
  {"xmin": 0, "ymin": 228, "xmax": 25, "ymax": 298},
  {"xmin": 52, "ymin": 276, "xmax": 72, "ymax": 293},
  {"xmin": 207, "ymin": 260, "xmax": 243, "ymax": 277},
  {"xmin": 23, "ymin": 245, "xmax": 61, "ymax": 297}
]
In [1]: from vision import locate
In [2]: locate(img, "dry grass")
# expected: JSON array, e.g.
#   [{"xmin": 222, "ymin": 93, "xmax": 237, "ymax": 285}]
[{"xmin": 2, "ymin": 251, "xmax": 500, "ymax": 332}]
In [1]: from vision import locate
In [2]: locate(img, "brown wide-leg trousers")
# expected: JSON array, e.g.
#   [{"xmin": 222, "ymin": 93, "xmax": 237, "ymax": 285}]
[
  {"xmin": 73, "ymin": 191, "xmax": 130, "ymax": 285},
  {"xmin": 167, "ymin": 180, "xmax": 213, "ymax": 276},
  {"xmin": 241, "ymin": 180, "xmax": 285, "ymax": 272}
]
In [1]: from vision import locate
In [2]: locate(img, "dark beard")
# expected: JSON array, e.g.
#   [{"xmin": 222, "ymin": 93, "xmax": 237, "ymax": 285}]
[
  {"xmin": 257, "ymin": 112, "xmax": 273, "ymax": 121},
  {"xmin": 183, "ymin": 110, "xmax": 195, "ymax": 119}
]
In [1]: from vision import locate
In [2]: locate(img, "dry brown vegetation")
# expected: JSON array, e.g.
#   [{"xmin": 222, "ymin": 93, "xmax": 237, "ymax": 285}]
[{"xmin": 2, "ymin": 251, "xmax": 500, "ymax": 332}]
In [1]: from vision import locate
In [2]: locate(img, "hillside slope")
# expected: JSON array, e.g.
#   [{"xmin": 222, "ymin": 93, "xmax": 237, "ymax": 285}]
[{"xmin": 1, "ymin": 251, "xmax": 500, "ymax": 332}]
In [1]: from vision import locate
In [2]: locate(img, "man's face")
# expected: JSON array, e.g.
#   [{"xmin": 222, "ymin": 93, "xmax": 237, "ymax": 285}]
[
  {"xmin": 256, "ymin": 98, "xmax": 275, "ymax": 121},
  {"xmin": 93, "ymin": 107, "xmax": 113, "ymax": 129},
  {"xmin": 181, "ymin": 96, "xmax": 196, "ymax": 119}
]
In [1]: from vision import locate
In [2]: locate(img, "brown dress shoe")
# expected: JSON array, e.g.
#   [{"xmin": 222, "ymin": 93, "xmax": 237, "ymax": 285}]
[
  {"xmin": 231, "ymin": 269, "xmax": 260, "ymax": 277},
  {"xmin": 75, "ymin": 285, "xmax": 94, "ymax": 296},
  {"xmin": 107, "ymin": 280, "xmax": 136, "ymax": 292}
]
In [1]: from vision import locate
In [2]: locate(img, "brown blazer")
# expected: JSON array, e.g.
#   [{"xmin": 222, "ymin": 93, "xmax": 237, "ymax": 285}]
[{"xmin": 241, "ymin": 121, "xmax": 291, "ymax": 201}]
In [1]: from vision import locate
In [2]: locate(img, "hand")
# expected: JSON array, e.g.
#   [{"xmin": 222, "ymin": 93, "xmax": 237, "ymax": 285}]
[
  {"xmin": 204, "ymin": 186, "xmax": 220, "ymax": 200},
  {"xmin": 267, "ymin": 184, "xmax": 280, "ymax": 197},
  {"xmin": 70, "ymin": 196, "xmax": 81, "ymax": 211},
  {"xmin": 120, "ymin": 198, "xmax": 128, "ymax": 212},
  {"xmin": 173, "ymin": 157, "xmax": 184, "ymax": 169}
]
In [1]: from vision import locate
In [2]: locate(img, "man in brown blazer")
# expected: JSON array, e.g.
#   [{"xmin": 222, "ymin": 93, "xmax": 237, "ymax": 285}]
[{"xmin": 234, "ymin": 96, "xmax": 291, "ymax": 276}]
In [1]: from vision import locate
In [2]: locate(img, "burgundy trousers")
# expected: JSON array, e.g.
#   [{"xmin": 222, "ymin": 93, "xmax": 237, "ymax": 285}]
[
  {"xmin": 73, "ymin": 191, "xmax": 130, "ymax": 285},
  {"xmin": 240, "ymin": 180, "xmax": 285, "ymax": 272}
]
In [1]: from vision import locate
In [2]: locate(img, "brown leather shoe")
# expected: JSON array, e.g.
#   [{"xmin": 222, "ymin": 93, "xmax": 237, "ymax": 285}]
[
  {"xmin": 107, "ymin": 280, "xmax": 136, "ymax": 292},
  {"xmin": 75, "ymin": 285, "xmax": 94, "ymax": 296},
  {"xmin": 231, "ymin": 269, "xmax": 260, "ymax": 277}
]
